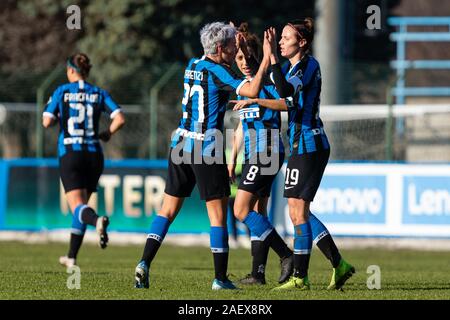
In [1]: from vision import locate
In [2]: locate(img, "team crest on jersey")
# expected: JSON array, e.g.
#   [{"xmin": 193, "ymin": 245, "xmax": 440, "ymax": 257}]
[{"xmin": 239, "ymin": 106, "xmax": 260, "ymax": 120}]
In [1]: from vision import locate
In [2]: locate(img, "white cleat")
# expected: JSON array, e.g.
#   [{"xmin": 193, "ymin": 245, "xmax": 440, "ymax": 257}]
[{"xmin": 59, "ymin": 256, "xmax": 76, "ymax": 268}]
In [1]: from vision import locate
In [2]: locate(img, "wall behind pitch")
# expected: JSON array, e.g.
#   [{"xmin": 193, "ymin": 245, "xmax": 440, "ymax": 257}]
[
  {"xmin": 272, "ymin": 163, "xmax": 450, "ymax": 238},
  {"xmin": 1, "ymin": 160, "xmax": 450, "ymax": 238}
]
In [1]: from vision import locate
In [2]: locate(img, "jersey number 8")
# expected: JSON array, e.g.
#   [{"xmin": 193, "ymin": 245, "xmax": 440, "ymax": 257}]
[{"xmin": 246, "ymin": 165, "xmax": 259, "ymax": 182}]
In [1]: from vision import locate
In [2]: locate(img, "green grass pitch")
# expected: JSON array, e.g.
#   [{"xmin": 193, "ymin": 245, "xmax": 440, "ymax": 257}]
[{"xmin": 0, "ymin": 241, "xmax": 449, "ymax": 300}]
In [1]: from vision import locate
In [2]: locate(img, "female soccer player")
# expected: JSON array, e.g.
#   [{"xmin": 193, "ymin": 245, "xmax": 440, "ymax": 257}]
[
  {"xmin": 134, "ymin": 22, "xmax": 272, "ymax": 290},
  {"xmin": 232, "ymin": 20, "xmax": 355, "ymax": 291},
  {"xmin": 228, "ymin": 23, "xmax": 293, "ymax": 285},
  {"xmin": 43, "ymin": 53, "xmax": 125, "ymax": 268}
]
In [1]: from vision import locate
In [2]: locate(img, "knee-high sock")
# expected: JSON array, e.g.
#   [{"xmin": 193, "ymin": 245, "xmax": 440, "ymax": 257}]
[
  {"xmin": 243, "ymin": 211, "xmax": 292, "ymax": 259},
  {"xmin": 141, "ymin": 215, "xmax": 171, "ymax": 267},
  {"xmin": 310, "ymin": 213, "xmax": 341, "ymax": 268},
  {"xmin": 250, "ymin": 229, "xmax": 269, "ymax": 280},
  {"xmin": 293, "ymin": 222, "xmax": 312, "ymax": 279},
  {"xmin": 79, "ymin": 205, "xmax": 99, "ymax": 227},
  {"xmin": 210, "ymin": 226, "xmax": 229, "ymax": 282},
  {"xmin": 68, "ymin": 204, "xmax": 87, "ymax": 259}
]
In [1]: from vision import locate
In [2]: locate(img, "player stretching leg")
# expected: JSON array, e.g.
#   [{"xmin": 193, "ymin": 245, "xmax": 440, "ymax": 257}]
[
  {"xmin": 43, "ymin": 53, "xmax": 125, "ymax": 267},
  {"xmin": 233, "ymin": 22, "xmax": 355, "ymax": 291},
  {"xmin": 134, "ymin": 22, "xmax": 272, "ymax": 290}
]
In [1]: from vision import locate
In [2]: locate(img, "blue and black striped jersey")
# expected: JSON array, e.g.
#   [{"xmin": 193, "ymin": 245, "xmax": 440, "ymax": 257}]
[
  {"xmin": 282, "ymin": 55, "xmax": 330, "ymax": 155},
  {"xmin": 171, "ymin": 56, "xmax": 247, "ymax": 155},
  {"xmin": 238, "ymin": 83, "xmax": 284, "ymax": 160},
  {"xmin": 44, "ymin": 80, "xmax": 121, "ymax": 157}
]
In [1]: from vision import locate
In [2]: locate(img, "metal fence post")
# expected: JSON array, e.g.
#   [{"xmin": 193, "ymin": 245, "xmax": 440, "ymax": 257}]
[
  {"xmin": 148, "ymin": 63, "xmax": 180, "ymax": 159},
  {"xmin": 36, "ymin": 65, "xmax": 64, "ymax": 158},
  {"xmin": 385, "ymin": 84, "xmax": 394, "ymax": 161}
]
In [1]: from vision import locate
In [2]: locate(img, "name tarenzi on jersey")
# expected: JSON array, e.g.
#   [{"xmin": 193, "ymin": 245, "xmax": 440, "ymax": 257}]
[
  {"xmin": 184, "ymin": 70, "xmax": 204, "ymax": 81},
  {"xmin": 63, "ymin": 93, "xmax": 99, "ymax": 103}
]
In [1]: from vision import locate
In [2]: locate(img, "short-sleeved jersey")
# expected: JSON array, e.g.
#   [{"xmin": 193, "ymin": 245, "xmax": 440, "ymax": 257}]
[
  {"xmin": 171, "ymin": 56, "xmax": 247, "ymax": 156},
  {"xmin": 281, "ymin": 55, "xmax": 330, "ymax": 155},
  {"xmin": 237, "ymin": 83, "xmax": 285, "ymax": 160},
  {"xmin": 44, "ymin": 80, "xmax": 121, "ymax": 157}
]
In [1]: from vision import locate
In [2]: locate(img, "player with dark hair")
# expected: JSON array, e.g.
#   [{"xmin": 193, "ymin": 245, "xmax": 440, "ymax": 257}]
[
  {"xmin": 43, "ymin": 53, "xmax": 125, "ymax": 268},
  {"xmin": 232, "ymin": 20, "xmax": 355, "ymax": 291},
  {"xmin": 134, "ymin": 22, "xmax": 272, "ymax": 290},
  {"xmin": 228, "ymin": 22, "xmax": 293, "ymax": 286}
]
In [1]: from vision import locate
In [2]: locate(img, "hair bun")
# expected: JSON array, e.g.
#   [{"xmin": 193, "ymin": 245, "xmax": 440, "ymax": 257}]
[
  {"xmin": 76, "ymin": 53, "xmax": 92, "ymax": 70},
  {"xmin": 238, "ymin": 22, "xmax": 249, "ymax": 34},
  {"xmin": 303, "ymin": 18, "xmax": 314, "ymax": 33},
  {"xmin": 68, "ymin": 53, "xmax": 92, "ymax": 78}
]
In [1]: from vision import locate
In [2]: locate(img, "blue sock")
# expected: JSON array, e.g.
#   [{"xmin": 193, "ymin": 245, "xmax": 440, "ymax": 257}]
[
  {"xmin": 293, "ymin": 222, "xmax": 312, "ymax": 278},
  {"xmin": 250, "ymin": 229, "xmax": 261, "ymax": 241},
  {"xmin": 210, "ymin": 226, "xmax": 229, "ymax": 253},
  {"xmin": 242, "ymin": 211, "xmax": 273, "ymax": 241},
  {"xmin": 68, "ymin": 205, "xmax": 87, "ymax": 259},
  {"xmin": 210, "ymin": 226, "xmax": 229, "ymax": 282},
  {"xmin": 309, "ymin": 213, "xmax": 330, "ymax": 243},
  {"xmin": 147, "ymin": 215, "xmax": 171, "ymax": 243},
  {"xmin": 71, "ymin": 204, "xmax": 87, "ymax": 235},
  {"xmin": 309, "ymin": 213, "xmax": 341, "ymax": 268},
  {"xmin": 141, "ymin": 216, "xmax": 171, "ymax": 266}
]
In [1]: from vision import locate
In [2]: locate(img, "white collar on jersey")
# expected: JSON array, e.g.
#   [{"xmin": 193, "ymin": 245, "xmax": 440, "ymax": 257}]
[
  {"xmin": 78, "ymin": 80, "xmax": 85, "ymax": 89},
  {"xmin": 288, "ymin": 60, "xmax": 301, "ymax": 76}
]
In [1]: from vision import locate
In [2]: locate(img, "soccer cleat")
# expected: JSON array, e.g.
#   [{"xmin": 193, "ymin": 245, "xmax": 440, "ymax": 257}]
[
  {"xmin": 59, "ymin": 256, "xmax": 76, "ymax": 268},
  {"xmin": 239, "ymin": 274, "xmax": 266, "ymax": 285},
  {"xmin": 278, "ymin": 255, "xmax": 294, "ymax": 283},
  {"xmin": 327, "ymin": 259, "xmax": 356, "ymax": 290},
  {"xmin": 134, "ymin": 261, "xmax": 149, "ymax": 289},
  {"xmin": 272, "ymin": 276, "xmax": 310, "ymax": 291},
  {"xmin": 212, "ymin": 278, "xmax": 239, "ymax": 290},
  {"xmin": 96, "ymin": 216, "xmax": 109, "ymax": 249}
]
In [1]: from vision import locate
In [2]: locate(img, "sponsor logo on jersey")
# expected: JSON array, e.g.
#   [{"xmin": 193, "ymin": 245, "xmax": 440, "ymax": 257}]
[{"xmin": 239, "ymin": 107, "xmax": 260, "ymax": 120}]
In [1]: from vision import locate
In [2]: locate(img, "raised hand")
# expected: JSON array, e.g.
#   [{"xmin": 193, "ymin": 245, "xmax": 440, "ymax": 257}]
[
  {"xmin": 266, "ymin": 27, "xmax": 279, "ymax": 64},
  {"xmin": 262, "ymin": 30, "xmax": 272, "ymax": 60},
  {"xmin": 268, "ymin": 27, "xmax": 277, "ymax": 53}
]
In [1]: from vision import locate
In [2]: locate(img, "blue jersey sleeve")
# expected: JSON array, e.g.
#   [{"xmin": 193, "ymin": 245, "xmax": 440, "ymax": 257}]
[
  {"xmin": 260, "ymin": 84, "xmax": 280, "ymax": 99},
  {"xmin": 101, "ymin": 90, "xmax": 122, "ymax": 119},
  {"xmin": 210, "ymin": 64, "xmax": 247, "ymax": 95},
  {"xmin": 43, "ymin": 87, "xmax": 62, "ymax": 119}
]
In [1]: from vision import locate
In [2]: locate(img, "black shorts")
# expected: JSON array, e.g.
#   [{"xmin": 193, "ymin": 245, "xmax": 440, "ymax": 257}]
[
  {"xmin": 238, "ymin": 153, "xmax": 285, "ymax": 198},
  {"xmin": 59, "ymin": 151, "xmax": 104, "ymax": 193},
  {"xmin": 283, "ymin": 149, "xmax": 330, "ymax": 201},
  {"xmin": 164, "ymin": 149, "xmax": 230, "ymax": 201}
]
